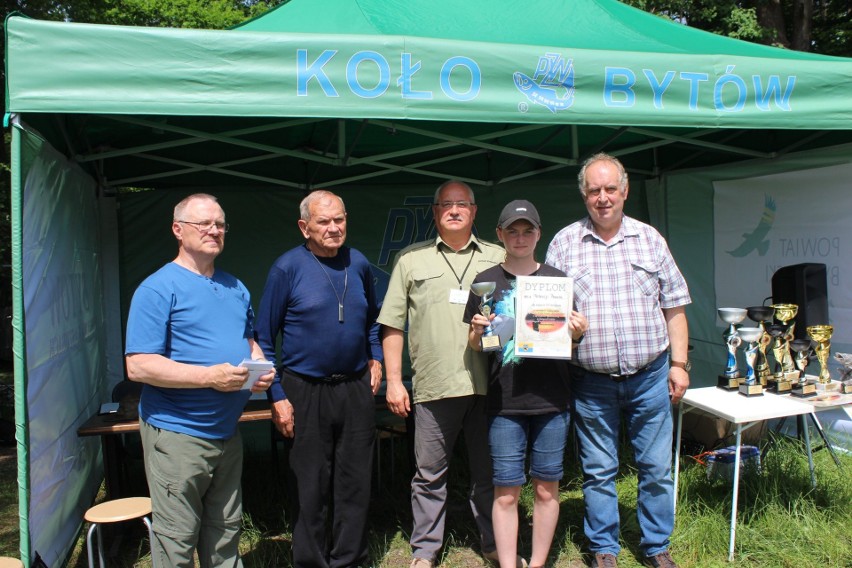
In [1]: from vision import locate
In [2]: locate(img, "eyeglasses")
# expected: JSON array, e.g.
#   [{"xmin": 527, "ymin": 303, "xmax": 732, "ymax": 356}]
[
  {"xmin": 177, "ymin": 220, "xmax": 229, "ymax": 233},
  {"xmin": 434, "ymin": 201, "xmax": 474, "ymax": 209}
]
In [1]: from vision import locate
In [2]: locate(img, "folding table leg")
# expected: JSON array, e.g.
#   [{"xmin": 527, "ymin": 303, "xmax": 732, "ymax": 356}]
[
  {"xmin": 808, "ymin": 413, "xmax": 843, "ymax": 468},
  {"xmin": 728, "ymin": 425, "xmax": 743, "ymax": 562}
]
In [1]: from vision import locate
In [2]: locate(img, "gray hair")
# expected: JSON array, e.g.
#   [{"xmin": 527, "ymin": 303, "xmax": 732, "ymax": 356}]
[
  {"xmin": 300, "ymin": 190, "xmax": 346, "ymax": 221},
  {"xmin": 433, "ymin": 180, "xmax": 475, "ymax": 204},
  {"xmin": 577, "ymin": 153, "xmax": 628, "ymax": 197},
  {"xmin": 174, "ymin": 193, "xmax": 219, "ymax": 221}
]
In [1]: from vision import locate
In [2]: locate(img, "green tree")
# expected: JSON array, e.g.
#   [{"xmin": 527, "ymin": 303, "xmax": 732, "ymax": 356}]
[
  {"xmin": 0, "ymin": 0, "xmax": 282, "ymax": 310},
  {"xmin": 61, "ymin": 0, "xmax": 277, "ymax": 29},
  {"xmin": 624, "ymin": 0, "xmax": 852, "ymax": 56}
]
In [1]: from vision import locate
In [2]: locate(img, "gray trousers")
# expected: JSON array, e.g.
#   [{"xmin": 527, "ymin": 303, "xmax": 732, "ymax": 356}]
[
  {"xmin": 140, "ymin": 420, "xmax": 244, "ymax": 568},
  {"xmin": 410, "ymin": 395, "xmax": 495, "ymax": 560}
]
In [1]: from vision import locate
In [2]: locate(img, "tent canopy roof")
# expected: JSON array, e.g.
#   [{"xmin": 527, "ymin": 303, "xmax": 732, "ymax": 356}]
[
  {"xmin": 237, "ymin": 0, "xmax": 837, "ymax": 60},
  {"xmin": 5, "ymin": 0, "xmax": 852, "ymax": 191}
]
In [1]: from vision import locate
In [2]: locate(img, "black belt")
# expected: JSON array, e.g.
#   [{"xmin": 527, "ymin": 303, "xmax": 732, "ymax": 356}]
[
  {"xmin": 282, "ymin": 367, "xmax": 367, "ymax": 385},
  {"xmin": 598, "ymin": 353, "xmax": 666, "ymax": 383}
]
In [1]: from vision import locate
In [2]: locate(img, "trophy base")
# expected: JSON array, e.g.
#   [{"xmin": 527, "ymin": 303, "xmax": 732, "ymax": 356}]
[
  {"xmin": 791, "ymin": 381, "xmax": 818, "ymax": 398},
  {"xmin": 480, "ymin": 335, "xmax": 502, "ymax": 352},
  {"xmin": 738, "ymin": 383, "xmax": 764, "ymax": 397},
  {"xmin": 766, "ymin": 378, "xmax": 793, "ymax": 394},
  {"xmin": 717, "ymin": 375, "xmax": 742, "ymax": 391},
  {"xmin": 815, "ymin": 380, "xmax": 841, "ymax": 393}
]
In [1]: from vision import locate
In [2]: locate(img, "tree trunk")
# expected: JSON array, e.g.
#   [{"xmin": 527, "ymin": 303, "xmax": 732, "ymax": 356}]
[
  {"xmin": 790, "ymin": 0, "xmax": 813, "ymax": 52},
  {"xmin": 752, "ymin": 0, "xmax": 790, "ymax": 48}
]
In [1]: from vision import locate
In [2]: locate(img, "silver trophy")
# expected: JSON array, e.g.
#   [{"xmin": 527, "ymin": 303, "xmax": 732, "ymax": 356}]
[
  {"xmin": 737, "ymin": 327, "xmax": 764, "ymax": 397},
  {"xmin": 717, "ymin": 308, "xmax": 747, "ymax": 390},
  {"xmin": 470, "ymin": 282, "xmax": 502, "ymax": 352}
]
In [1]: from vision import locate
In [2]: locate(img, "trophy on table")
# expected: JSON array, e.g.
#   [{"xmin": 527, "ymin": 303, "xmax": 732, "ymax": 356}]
[
  {"xmin": 737, "ymin": 327, "xmax": 764, "ymax": 397},
  {"xmin": 833, "ymin": 352, "xmax": 852, "ymax": 394},
  {"xmin": 769, "ymin": 303, "xmax": 799, "ymax": 392},
  {"xmin": 717, "ymin": 308, "xmax": 747, "ymax": 390},
  {"xmin": 806, "ymin": 324, "xmax": 838, "ymax": 392},
  {"xmin": 746, "ymin": 306, "xmax": 775, "ymax": 386},
  {"xmin": 789, "ymin": 339, "xmax": 816, "ymax": 397},
  {"xmin": 470, "ymin": 282, "xmax": 502, "ymax": 352}
]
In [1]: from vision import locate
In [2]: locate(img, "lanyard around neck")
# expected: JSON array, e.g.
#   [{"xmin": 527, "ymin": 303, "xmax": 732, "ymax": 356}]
[{"xmin": 439, "ymin": 245, "xmax": 475, "ymax": 290}]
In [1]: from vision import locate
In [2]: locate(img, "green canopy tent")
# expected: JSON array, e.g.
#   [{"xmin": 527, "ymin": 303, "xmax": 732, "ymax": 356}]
[{"xmin": 6, "ymin": 0, "xmax": 852, "ymax": 563}]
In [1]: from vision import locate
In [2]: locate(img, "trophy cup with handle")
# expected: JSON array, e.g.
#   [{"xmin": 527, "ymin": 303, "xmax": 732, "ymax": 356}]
[
  {"xmin": 770, "ymin": 303, "xmax": 798, "ymax": 391},
  {"xmin": 790, "ymin": 338, "xmax": 816, "ymax": 397},
  {"xmin": 717, "ymin": 308, "xmax": 747, "ymax": 390},
  {"xmin": 807, "ymin": 324, "xmax": 837, "ymax": 391},
  {"xmin": 470, "ymin": 282, "xmax": 502, "ymax": 352},
  {"xmin": 766, "ymin": 324, "xmax": 790, "ymax": 393},
  {"xmin": 746, "ymin": 306, "xmax": 774, "ymax": 386},
  {"xmin": 737, "ymin": 327, "xmax": 764, "ymax": 397}
]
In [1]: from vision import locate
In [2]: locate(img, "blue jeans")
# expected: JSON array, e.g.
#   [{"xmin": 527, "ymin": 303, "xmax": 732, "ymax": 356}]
[
  {"xmin": 571, "ymin": 353, "xmax": 673, "ymax": 557},
  {"xmin": 488, "ymin": 412, "xmax": 570, "ymax": 486}
]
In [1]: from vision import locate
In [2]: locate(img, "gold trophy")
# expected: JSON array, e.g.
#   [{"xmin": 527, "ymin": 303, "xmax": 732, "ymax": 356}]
[
  {"xmin": 746, "ymin": 306, "xmax": 774, "ymax": 386},
  {"xmin": 789, "ymin": 339, "xmax": 816, "ymax": 397},
  {"xmin": 470, "ymin": 282, "xmax": 502, "ymax": 352},
  {"xmin": 770, "ymin": 303, "xmax": 799, "ymax": 392},
  {"xmin": 806, "ymin": 324, "xmax": 837, "ymax": 391},
  {"xmin": 737, "ymin": 327, "xmax": 764, "ymax": 397},
  {"xmin": 717, "ymin": 308, "xmax": 747, "ymax": 390}
]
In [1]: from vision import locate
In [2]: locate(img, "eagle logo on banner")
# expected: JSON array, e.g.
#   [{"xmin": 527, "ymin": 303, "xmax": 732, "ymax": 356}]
[
  {"xmin": 514, "ymin": 53, "xmax": 575, "ymax": 113},
  {"xmin": 727, "ymin": 194, "xmax": 777, "ymax": 257}
]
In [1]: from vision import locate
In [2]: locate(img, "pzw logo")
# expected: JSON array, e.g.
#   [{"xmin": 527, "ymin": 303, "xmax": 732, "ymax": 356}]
[{"xmin": 514, "ymin": 53, "xmax": 575, "ymax": 114}]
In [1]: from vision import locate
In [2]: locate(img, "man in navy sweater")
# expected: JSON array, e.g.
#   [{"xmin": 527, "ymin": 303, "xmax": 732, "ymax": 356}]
[{"xmin": 256, "ymin": 190, "xmax": 383, "ymax": 568}]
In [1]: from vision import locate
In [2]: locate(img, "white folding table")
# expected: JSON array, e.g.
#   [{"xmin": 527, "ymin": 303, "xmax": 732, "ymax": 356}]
[{"xmin": 673, "ymin": 387, "xmax": 817, "ymax": 561}]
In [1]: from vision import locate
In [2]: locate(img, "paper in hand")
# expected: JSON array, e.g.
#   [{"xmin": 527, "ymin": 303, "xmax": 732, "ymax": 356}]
[{"xmin": 239, "ymin": 359, "xmax": 274, "ymax": 390}]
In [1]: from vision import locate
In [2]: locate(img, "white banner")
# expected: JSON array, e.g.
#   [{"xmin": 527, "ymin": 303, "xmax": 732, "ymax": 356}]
[{"xmin": 713, "ymin": 162, "xmax": 852, "ymax": 344}]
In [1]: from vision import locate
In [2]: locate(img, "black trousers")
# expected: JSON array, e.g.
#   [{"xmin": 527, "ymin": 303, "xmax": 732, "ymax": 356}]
[{"xmin": 282, "ymin": 370, "xmax": 376, "ymax": 568}]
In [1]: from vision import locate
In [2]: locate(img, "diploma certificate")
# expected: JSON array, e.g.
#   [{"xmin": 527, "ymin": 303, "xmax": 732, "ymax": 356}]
[{"xmin": 514, "ymin": 275, "xmax": 573, "ymax": 359}]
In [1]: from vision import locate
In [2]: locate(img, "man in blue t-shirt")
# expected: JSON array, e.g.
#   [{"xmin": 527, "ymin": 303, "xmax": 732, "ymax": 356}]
[
  {"xmin": 125, "ymin": 193, "xmax": 274, "ymax": 568},
  {"xmin": 256, "ymin": 190, "xmax": 383, "ymax": 568}
]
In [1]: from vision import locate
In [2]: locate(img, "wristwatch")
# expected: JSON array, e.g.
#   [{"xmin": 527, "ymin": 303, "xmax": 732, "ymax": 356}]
[{"xmin": 671, "ymin": 360, "xmax": 691, "ymax": 372}]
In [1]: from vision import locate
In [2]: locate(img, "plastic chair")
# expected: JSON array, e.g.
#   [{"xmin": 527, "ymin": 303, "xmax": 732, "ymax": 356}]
[{"xmin": 84, "ymin": 497, "xmax": 153, "ymax": 568}]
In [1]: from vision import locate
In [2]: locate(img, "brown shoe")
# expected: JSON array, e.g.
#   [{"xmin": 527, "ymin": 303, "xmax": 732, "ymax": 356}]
[
  {"xmin": 643, "ymin": 550, "xmax": 678, "ymax": 568},
  {"xmin": 590, "ymin": 553, "xmax": 618, "ymax": 568},
  {"xmin": 410, "ymin": 558, "xmax": 434, "ymax": 568}
]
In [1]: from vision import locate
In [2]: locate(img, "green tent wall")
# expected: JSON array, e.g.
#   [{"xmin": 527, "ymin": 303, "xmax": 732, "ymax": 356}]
[{"xmin": 6, "ymin": 0, "xmax": 852, "ymax": 564}]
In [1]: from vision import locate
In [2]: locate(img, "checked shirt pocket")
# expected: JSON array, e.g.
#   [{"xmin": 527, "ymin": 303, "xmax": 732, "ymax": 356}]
[{"xmin": 631, "ymin": 262, "xmax": 660, "ymax": 297}]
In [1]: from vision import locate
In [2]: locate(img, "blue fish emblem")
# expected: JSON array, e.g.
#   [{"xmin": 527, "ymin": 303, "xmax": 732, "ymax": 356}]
[
  {"xmin": 514, "ymin": 69, "xmax": 575, "ymax": 113},
  {"xmin": 727, "ymin": 195, "xmax": 776, "ymax": 257}
]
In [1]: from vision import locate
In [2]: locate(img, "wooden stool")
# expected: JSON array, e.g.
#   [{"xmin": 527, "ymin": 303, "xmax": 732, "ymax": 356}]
[
  {"xmin": 84, "ymin": 497, "xmax": 153, "ymax": 568},
  {"xmin": 0, "ymin": 558, "xmax": 25, "ymax": 568}
]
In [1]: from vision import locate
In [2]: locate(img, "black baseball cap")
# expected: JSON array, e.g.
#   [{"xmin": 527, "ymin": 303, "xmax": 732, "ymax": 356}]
[{"xmin": 498, "ymin": 199, "xmax": 541, "ymax": 229}]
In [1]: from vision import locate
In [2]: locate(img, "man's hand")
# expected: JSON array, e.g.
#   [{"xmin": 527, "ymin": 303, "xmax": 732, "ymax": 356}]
[
  {"xmin": 271, "ymin": 399, "xmax": 295, "ymax": 438},
  {"xmin": 208, "ymin": 363, "xmax": 250, "ymax": 392},
  {"xmin": 250, "ymin": 368, "xmax": 276, "ymax": 394},
  {"xmin": 385, "ymin": 380, "xmax": 410, "ymax": 418},
  {"xmin": 368, "ymin": 359, "xmax": 383, "ymax": 395},
  {"xmin": 668, "ymin": 366, "xmax": 689, "ymax": 404}
]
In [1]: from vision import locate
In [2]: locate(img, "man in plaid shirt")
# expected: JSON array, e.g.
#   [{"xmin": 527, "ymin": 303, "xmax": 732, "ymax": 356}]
[{"xmin": 545, "ymin": 153, "xmax": 690, "ymax": 568}]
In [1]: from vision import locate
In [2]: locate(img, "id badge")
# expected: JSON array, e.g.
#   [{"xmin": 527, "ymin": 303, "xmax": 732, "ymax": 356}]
[{"xmin": 449, "ymin": 288, "xmax": 468, "ymax": 304}]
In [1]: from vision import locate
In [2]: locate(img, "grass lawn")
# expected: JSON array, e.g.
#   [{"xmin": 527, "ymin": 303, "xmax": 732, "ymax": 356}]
[{"xmin": 2, "ymin": 398, "xmax": 851, "ymax": 567}]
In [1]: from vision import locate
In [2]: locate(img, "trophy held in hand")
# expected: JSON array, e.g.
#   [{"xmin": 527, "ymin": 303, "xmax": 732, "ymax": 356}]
[{"xmin": 471, "ymin": 282, "xmax": 502, "ymax": 352}]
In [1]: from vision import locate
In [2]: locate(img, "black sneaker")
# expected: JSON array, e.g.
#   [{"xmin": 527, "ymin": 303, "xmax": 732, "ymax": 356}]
[
  {"xmin": 590, "ymin": 553, "xmax": 618, "ymax": 568},
  {"xmin": 643, "ymin": 550, "xmax": 678, "ymax": 568}
]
